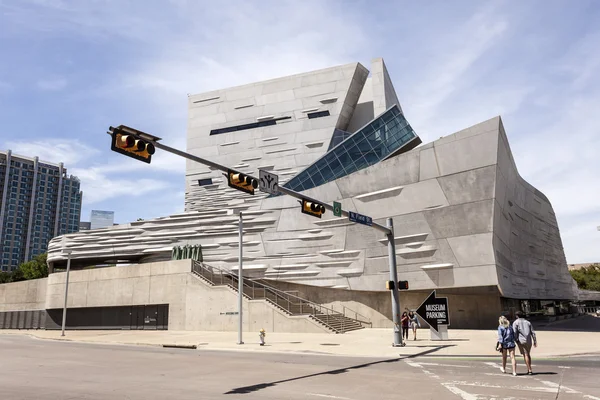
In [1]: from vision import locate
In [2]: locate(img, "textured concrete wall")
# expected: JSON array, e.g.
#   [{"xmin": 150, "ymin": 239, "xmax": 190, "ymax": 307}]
[
  {"xmin": 0, "ymin": 278, "xmax": 47, "ymax": 312},
  {"xmin": 493, "ymin": 120, "xmax": 578, "ymax": 300}
]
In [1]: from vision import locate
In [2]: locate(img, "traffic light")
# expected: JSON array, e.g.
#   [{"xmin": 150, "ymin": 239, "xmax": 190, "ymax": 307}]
[
  {"xmin": 398, "ymin": 280, "xmax": 409, "ymax": 290},
  {"xmin": 227, "ymin": 169, "xmax": 258, "ymax": 195},
  {"xmin": 301, "ymin": 199, "xmax": 326, "ymax": 218},
  {"xmin": 110, "ymin": 126, "xmax": 155, "ymax": 164}
]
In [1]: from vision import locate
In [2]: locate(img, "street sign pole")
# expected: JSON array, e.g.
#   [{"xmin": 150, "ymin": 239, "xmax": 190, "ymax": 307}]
[
  {"xmin": 387, "ymin": 218, "xmax": 403, "ymax": 347},
  {"xmin": 238, "ymin": 212, "xmax": 244, "ymax": 345}
]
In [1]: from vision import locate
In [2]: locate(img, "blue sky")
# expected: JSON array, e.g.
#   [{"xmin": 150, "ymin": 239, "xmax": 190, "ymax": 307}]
[{"xmin": 0, "ymin": 0, "xmax": 598, "ymax": 263}]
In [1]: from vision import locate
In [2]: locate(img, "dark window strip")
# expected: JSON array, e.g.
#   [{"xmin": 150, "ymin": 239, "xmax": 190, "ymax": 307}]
[
  {"xmin": 307, "ymin": 110, "xmax": 331, "ymax": 119},
  {"xmin": 198, "ymin": 178, "xmax": 213, "ymax": 186},
  {"xmin": 209, "ymin": 116, "xmax": 292, "ymax": 135}
]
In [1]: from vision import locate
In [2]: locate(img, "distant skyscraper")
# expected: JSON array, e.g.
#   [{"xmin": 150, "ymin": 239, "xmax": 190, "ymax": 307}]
[
  {"xmin": 89, "ymin": 210, "xmax": 114, "ymax": 230},
  {"xmin": 0, "ymin": 150, "xmax": 82, "ymax": 271}
]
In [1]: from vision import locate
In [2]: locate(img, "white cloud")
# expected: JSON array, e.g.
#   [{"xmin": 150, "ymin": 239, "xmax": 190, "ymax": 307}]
[
  {"xmin": 3, "ymin": 139, "xmax": 100, "ymax": 166},
  {"xmin": 36, "ymin": 77, "xmax": 67, "ymax": 91},
  {"xmin": 71, "ymin": 165, "xmax": 171, "ymax": 204}
]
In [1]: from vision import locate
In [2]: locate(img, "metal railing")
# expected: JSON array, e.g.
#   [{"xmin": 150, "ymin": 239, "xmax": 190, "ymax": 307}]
[{"xmin": 191, "ymin": 260, "xmax": 372, "ymax": 332}]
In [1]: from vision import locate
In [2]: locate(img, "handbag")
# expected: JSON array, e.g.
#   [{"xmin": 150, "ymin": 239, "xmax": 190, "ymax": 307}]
[{"xmin": 495, "ymin": 341, "xmax": 502, "ymax": 352}]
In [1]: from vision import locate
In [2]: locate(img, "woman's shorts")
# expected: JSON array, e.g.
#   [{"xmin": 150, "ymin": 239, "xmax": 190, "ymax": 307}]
[{"xmin": 410, "ymin": 322, "xmax": 418, "ymax": 330}]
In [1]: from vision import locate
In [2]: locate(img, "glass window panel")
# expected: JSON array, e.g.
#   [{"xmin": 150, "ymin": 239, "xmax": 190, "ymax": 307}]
[
  {"xmin": 353, "ymin": 156, "xmax": 369, "ymax": 171},
  {"xmin": 318, "ymin": 162, "xmax": 336, "ymax": 182},
  {"xmin": 327, "ymin": 156, "xmax": 345, "ymax": 178}
]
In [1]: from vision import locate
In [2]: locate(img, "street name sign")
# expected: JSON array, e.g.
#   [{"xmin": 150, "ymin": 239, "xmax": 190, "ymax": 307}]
[
  {"xmin": 333, "ymin": 201, "xmax": 342, "ymax": 217},
  {"xmin": 348, "ymin": 211, "xmax": 372, "ymax": 226},
  {"xmin": 415, "ymin": 290, "xmax": 449, "ymax": 332},
  {"xmin": 259, "ymin": 170, "xmax": 279, "ymax": 195}
]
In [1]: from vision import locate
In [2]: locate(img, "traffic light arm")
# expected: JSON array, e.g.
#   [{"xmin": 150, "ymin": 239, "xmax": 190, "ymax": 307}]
[
  {"xmin": 277, "ymin": 185, "xmax": 391, "ymax": 234},
  {"xmin": 106, "ymin": 128, "xmax": 391, "ymax": 235}
]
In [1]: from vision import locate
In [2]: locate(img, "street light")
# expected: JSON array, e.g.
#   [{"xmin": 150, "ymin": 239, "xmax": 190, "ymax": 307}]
[{"xmin": 61, "ymin": 249, "xmax": 73, "ymax": 337}]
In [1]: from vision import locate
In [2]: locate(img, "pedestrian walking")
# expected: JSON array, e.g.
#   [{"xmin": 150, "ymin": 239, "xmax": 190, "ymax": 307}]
[
  {"xmin": 401, "ymin": 311, "xmax": 409, "ymax": 341},
  {"xmin": 408, "ymin": 311, "xmax": 420, "ymax": 340},
  {"xmin": 497, "ymin": 316, "xmax": 518, "ymax": 375},
  {"xmin": 512, "ymin": 311, "xmax": 537, "ymax": 375}
]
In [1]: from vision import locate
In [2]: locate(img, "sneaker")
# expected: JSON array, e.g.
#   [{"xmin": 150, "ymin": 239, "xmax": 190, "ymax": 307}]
[
  {"xmin": 513, "ymin": 372, "xmax": 517, "ymax": 376},
  {"xmin": 528, "ymin": 371, "xmax": 533, "ymax": 375},
  {"xmin": 500, "ymin": 368, "xmax": 506, "ymax": 373}
]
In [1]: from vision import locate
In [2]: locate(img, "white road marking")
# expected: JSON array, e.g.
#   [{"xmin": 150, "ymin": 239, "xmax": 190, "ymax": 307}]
[
  {"xmin": 444, "ymin": 381, "xmax": 558, "ymax": 393},
  {"xmin": 537, "ymin": 380, "xmax": 580, "ymax": 394},
  {"xmin": 441, "ymin": 384, "xmax": 478, "ymax": 400},
  {"xmin": 308, "ymin": 394, "xmax": 352, "ymax": 400},
  {"xmin": 558, "ymin": 366, "xmax": 572, "ymax": 369},
  {"xmin": 404, "ymin": 361, "xmax": 423, "ymax": 368},
  {"xmin": 484, "ymin": 362, "xmax": 501, "ymax": 369},
  {"xmin": 584, "ymin": 395, "xmax": 600, "ymax": 400},
  {"xmin": 415, "ymin": 362, "xmax": 470, "ymax": 368}
]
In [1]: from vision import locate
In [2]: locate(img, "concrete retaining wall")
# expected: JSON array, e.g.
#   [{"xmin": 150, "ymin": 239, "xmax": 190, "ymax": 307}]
[
  {"xmin": 265, "ymin": 280, "xmax": 502, "ymax": 329},
  {"xmin": 1, "ymin": 260, "xmax": 327, "ymax": 333},
  {"xmin": 0, "ymin": 278, "xmax": 47, "ymax": 312}
]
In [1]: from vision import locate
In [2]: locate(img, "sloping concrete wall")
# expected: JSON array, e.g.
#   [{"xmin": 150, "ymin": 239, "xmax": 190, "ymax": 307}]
[
  {"xmin": 0, "ymin": 278, "xmax": 47, "ymax": 312},
  {"xmin": 493, "ymin": 120, "xmax": 578, "ymax": 300}
]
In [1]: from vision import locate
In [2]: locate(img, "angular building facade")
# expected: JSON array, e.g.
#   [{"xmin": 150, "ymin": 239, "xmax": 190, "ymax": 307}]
[
  {"xmin": 46, "ymin": 58, "xmax": 581, "ymax": 323},
  {"xmin": 0, "ymin": 150, "xmax": 82, "ymax": 271}
]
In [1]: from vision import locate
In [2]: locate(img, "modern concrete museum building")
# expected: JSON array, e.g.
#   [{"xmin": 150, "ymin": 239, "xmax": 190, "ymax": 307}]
[{"xmin": 2, "ymin": 58, "xmax": 589, "ymax": 331}]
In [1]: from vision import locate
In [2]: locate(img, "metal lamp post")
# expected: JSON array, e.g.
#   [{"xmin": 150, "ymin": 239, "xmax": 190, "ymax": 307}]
[{"xmin": 61, "ymin": 249, "xmax": 73, "ymax": 337}]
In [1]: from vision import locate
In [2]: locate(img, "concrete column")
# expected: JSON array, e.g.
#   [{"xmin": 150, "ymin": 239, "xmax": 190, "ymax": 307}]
[
  {"xmin": 0, "ymin": 150, "xmax": 12, "ymax": 250},
  {"xmin": 24, "ymin": 156, "xmax": 39, "ymax": 261},
  {"xmin": 53, "ymin": 163, "xmax": 64, "ymax": 237}
]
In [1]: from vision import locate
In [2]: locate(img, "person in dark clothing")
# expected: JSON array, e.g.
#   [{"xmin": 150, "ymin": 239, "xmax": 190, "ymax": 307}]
[{"xmin": 401, "ymin": 311, "xmax": 409, "ymax": 341}]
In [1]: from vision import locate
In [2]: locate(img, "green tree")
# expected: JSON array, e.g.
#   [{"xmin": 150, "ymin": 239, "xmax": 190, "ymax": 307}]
[
  {"xmin": 570, "ymin": 264, "xmax": 600, "ymax": 291},
  {"xmin": 19, "ymin": 253, "xmax": 48, "ymax": 280}
]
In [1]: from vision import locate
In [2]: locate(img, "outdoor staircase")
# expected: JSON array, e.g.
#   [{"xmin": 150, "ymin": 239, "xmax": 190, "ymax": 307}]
[{"xmin": 191, "ymin": 261, "xmax": 370, "ymax": 333}]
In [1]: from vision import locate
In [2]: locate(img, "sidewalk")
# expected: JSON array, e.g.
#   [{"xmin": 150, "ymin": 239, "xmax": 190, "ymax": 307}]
[{"xmin": 2, "ymin": 327, "xmax": 598, "ymax": 358}]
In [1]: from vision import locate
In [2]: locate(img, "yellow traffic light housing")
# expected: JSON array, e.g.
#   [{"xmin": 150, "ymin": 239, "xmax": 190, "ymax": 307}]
[
  {"xmin": 227, "ymin": 169, "xmax": 258, "ymax": 195},
  {"xmin": 110, "ymin": 126, "xmax": 156, "ymax": 164},
  {"xmin": 301, "ymin": 199, "xmax": 326, "ymax": 218}
]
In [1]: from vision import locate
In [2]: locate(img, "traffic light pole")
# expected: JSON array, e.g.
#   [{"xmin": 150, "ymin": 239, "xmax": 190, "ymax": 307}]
[
  {"xmin": 387, "ymin": 218, "xmax": 403, "ymax": 347},
  {"xmin": 112, "ymin": 130, "xmax": 403, "ymax": 347},
  {"xmin": 238, "ymin": 212, "xmax": 244, "ymax": 345}
]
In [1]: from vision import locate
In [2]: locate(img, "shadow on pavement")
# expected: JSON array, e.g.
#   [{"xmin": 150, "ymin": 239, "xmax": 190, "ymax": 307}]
[
  {"xmin": 224, "ymin": 344, "xmax": 456, "ymax": 395},
  {"xmin": 536, "ymin": 315, "xmax": 600, "ymax": 332}
]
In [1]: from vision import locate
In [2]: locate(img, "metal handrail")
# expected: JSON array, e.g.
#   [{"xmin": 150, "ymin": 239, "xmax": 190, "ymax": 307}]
[{"xmin": 191, "ymin": 261, "xmax": 372, "ymax": 328}]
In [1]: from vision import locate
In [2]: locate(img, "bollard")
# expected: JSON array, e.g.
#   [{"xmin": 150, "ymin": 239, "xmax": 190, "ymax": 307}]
[{"xmin": 259, "ymin": 328, "xmax": 266, "ymax": 346}]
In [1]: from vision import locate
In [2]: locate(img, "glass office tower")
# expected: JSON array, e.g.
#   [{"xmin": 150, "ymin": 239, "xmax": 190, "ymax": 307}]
[{"xmin": 0, "ymin": 150, "xmax": 82, "ymax": 271}]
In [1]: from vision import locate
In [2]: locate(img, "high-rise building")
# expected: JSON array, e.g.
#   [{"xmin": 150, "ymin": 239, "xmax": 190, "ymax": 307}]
[
  {"xmin": 0, "ymin": 150, "xmax": 82, "ymax": 271},
  {"xmin": 89, "ymin": 210, "xmax": 115, "ymax": 230}
]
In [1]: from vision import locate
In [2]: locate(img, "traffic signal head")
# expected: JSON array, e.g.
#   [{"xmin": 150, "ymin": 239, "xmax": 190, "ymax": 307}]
[
  {"xmin": 110, "ymin": 126, "xmax": 155, "ymax": 164},
  {"xmin": 301, "ymin": 199, "xmax": 326, "ymax": 218},
  {"xmin": 227, "ymin": 169, "xmax": 258, "ymax": 195},
  {"xmin": 398, "ymin": 280, "xmax": 409, "ymax": 290}
]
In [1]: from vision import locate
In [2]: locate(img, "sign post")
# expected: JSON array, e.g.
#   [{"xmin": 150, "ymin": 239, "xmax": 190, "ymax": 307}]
[{"xmin": 416, "ymin": 290, "xmax": 450, "ymax": 340}]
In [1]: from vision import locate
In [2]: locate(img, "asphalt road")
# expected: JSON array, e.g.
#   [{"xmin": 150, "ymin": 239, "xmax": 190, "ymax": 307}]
[{"xmin": 1, "ymin": 335, "xmax": 599, "ymax": 400}]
